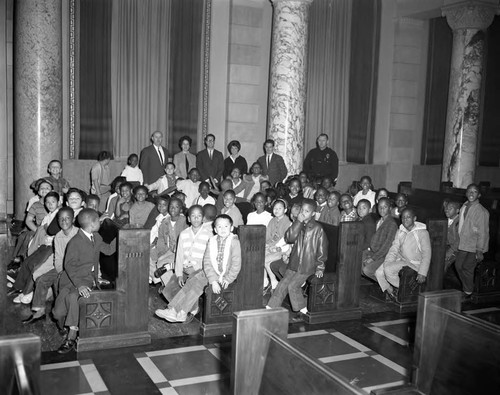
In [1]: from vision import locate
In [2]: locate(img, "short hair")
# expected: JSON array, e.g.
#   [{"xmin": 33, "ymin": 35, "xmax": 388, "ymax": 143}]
[
  {"xmin": 187, "ymin": 204, "xmax": 203, "ymax": 217},
  {"xmin": 205, "ymin": 134, "xmax": 215, "ymax": 142},
  {"xmin": 466, "ymin": 183, "xmax": 479, "ymax": 191},
  {"xmin": 215, "ymin": 214, "xmax": 233, "ymax": 227},
  {"xmin": 223, "ymin": 189, "xmax": 236, "ymax": 199},
  {"xmin": 251, "ymin": 192, "xmax": 266, "ymax": 204},
  {"xmin": 120, "ymin": 182, "xmax": 133, "ymax": 192},
  {"xmin": 97, "ymin": 150, "xmax": 112, "ymax": 162},
  {"xmin": 188, "ymin": 167, "xmax": 200, "ymax": 176},
  {"xmin": 169, "ymin": 197, "xmax": 183, "ymax": 208},
  {"xmin": 401, "ymin": 207, "xmax": 416, "ymax": 217},
  {"xmin": 172, "ymin": 191, "xmax": 186, "ymax": 201},
  {"xmin": 66, "ymin": 187, "xmax": 85, "ymax": 201},
  {"xmin": 227, "ymin": 140, "xmax": 241, "ymax": 153},
  {"xmin": 446, "ymin": 200, "xmax": 461, "ymax": 210},
  {"xmin": 328, "ymin": 190, "xmax": 341, "ymax": 200},
  {"xmin": 249, "ymin": 162, "xmax": 261, "ymax": 173},
  {"xmin": 302, "ymin": 198, "xmax": 317, "ymax": 211},
  {"xmin": 264, "ymin": 139, "xmax": 275, "ymax": 147},
  {"xmin": 110, "ymin": 176, "xmax": 126, "ymax": 190},
  {"xmin": 289, "ymin": 177, "xmax": 301, "ymax": 188},
  {"xmin": 260, "ymin": 180, "xmax": 271, "ymax": 187},
  {"xmin": 199, "ymin": 181, "xmax": 210, "ymax": 191},
  {"xmin": 77, "ymin": 208, "xmax": 99, "ymax": 229},
  {"xmin": 265, "ymin": 188, "xmax": 277, "ymax": 202},
  {"xmin": 58, "ymin": 206, "xmax": 74, "ymax": 219},
  {"xmin": 317, "ymin": 133, "xmax": 329, "ymax": 141},
  {"xmin": 203, "ymin": 204, "xmax": 217, "ymax": 221},
  {"xmin": 133, "ymin": 185, "xmax": 148, "ymax": 195},
  {"xmin": 377, "ymin": 197, "xmax": 392, "ymax": 207},
  {"xmin": 31, "ymin": 178, "xmax": 53, "ymax": 192},
  {"xmin": 314, "ymin": 187, "xmax": 328, "ymax": 199},
  {"xmin": 220, "ymin": 179, "xmax": 233, "ymax": 189},
  {"xmin": 272, "ymin": 198, "xmax": 288, "ymax": 211},
  {"xmin": 359, "ymin": 175, "xmax": 372, "ymax": 185},
  {"xmin": 395, "ymin": 193, "xmax": 408, "ymax": 202},
  {"xmin": 44, "ymin": 191, "xmax": 60, "ymax": 203},
  {"xmin": 375, "ymin": 188, "xmax": 389, "ymax": 200},
  {"xmin": 85, "ymin": 194, "xmax": 100, "ymax": 204},
  {"xmin": 48, "ymin": 159, "xmax": 62, "ymax": 168},
  {"xmin": 178, "ymin": 135, "xmax": 192, "ymax": 149},
  {"xmin": 358, "ymin": 199, "xmax": 371, "ymax": 209},
  {"xmin": 127, "ymin": 153, "xmax": 138, "ymax": 165},
  {"xmin": 340, "ymin": 193, "xmax": 353, "ymax": 202},
  {"xmin": 156, "ymin": 195, "xmax": 170, "ymax": 205}
]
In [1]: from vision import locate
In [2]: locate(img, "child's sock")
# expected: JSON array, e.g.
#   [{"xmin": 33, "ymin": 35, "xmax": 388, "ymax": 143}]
[
  {"xmin": 263, "ymin": 275, "xmax": 269, "ymax": 288},
  {"xmin": 265, "ymin": 305, "xmax": 272, "ymax": 310},
  {"xmin": 68, "ymin": 326, "xmax": 78, "ymax": 340},
  {"xmin": 271, "ymin": 279, "xmax": 278, "ymax": 289},
  {"xmin": 300, "ymin": 307, "xmax": 308, "ymax": 314}
]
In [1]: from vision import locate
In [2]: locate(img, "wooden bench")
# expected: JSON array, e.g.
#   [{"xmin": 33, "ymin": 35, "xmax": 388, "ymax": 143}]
[
  {"xmin": 373, "ymin": 289, "xmax": 500, "ymax": 394},
  {"xmin": 396, "ymin": 183, "xmax": 500, "ymax": 304},
  {"xmin": 200, "ymin": 225, "xmax": 266, "ymax": 337},
  {"xmin": 369, "ymin": 219, "xmax": 447, "ymax": 313},
  {"xmin": 231, "ymin": 308, "xmax": 365, "ymax": 395},
  {"xmin": 77, "ymin": 229, "xmax": 151, "ymax": 351}
]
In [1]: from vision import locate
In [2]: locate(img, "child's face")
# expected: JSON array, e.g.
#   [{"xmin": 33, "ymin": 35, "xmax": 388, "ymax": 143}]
[
  {"xmin": 45, "ymin": 197, "xmax": 59, "ymax": 213},
  {"xmin": 90, "ymin": 218, "xmax": 101, "ymax": 233},
  {"xmin": 316, "ymin": 190, "xmax": 327, "ymax": 205},
  {"xmin": 357, "ymin": 203, "xmax": 370, "ymax": 218},
  {"xmin": 214, "ymin": 218, "xmax": 233, "ymax": 238},
  {"xmin": 327, "ymin": 194, "xmax": 339, "ymax": 208},
  {"xmin": 395, "ymin": 195, "xmax": 407, "ymax": 209},
  {"xmin": 254, "ymin": 195, "xmax": 266, "ymax": 212},
  {"xmin": 135, "ymin": 189, "xmax": 147, "ymax": 202},
  {"xmin": 377, "ymin": 190, "xmax": 388, "ymax": 201},
  {"xmin": 129, "ymin": 156, "xmax": 138, "ymax": 168},
  {"xmin": 290, "ymin": 205, "xmax": 300, "ymax": 221},
  {"xmin": 273, "ymin": 202, "xmax": 285, "ymax": 218},
  {"xmin": 252, "ymin": 164, "xmax": 262, "ymax": 175},
  {"xmin": 221, "ymin": 180, "xmax": 232, "ymax": 192},
  {"xmin": 466, "ymin": 186, "xmax": 480, "ymax": 203},
  {"xmin": 360, "ymin": 178, "xmax": 371, "ymax": 191},
  {"xmin": 58, "ymin": 211, "xmax": 73, "ymax": 231},
  {"xmin": 115, "ymin": 182, "xmax": 123, "ymax": 194},
  {"xmin": 165, "ymin": 164, "xmax": 175, "ymax": 175},
  {"xmin": 169, "ymin": 201, "xmax": 182, "ymax": 219},
  {"xmin": 48, "ymin": 162, "xmax": 62, "ymax": 177},
  {"xmin": 223, "ymin": 193, "xmax": 235, "ymax": 208},
  {"xmin": 445, "ymin": 204, "xmax": 459, "ymax": 219},
  {"xmin": 300, "ymin": 203, "xmax": 315, "ymax": 222},
  {"xmin": 157, "ymin": 199, "xmax": 169, "ymax": 215},
  {"xmin": 260, "ymin": 182, "xmax": 271, "ymax": 192},
  {"xmin": 299, "ymin": 173, "xmax": 308, "ymax": 186},
  {"xmin": 340, "ymin": 196, "xmax": 353, "ymax": 211},
  {"xmin": 189, "ymin": 208, "xmax": 204, "ymax": 228},
  {"xmin": 67, "ymin": 192, "xmax": 83, "ymax": 210},
  {"xmin": 289, "ymin": 180, "xmax": 300, "ymax": 196},
  {"xmin": 231, "ymin": 168, "xmax": 241, "ymax": 180},
  {"xmin": 120, "ymin": 186, "xmax": 131, "ymax": 199},
  {"xmin": 199, "ymin": 184, "xmax": 209, "ymax": 198},
  {"xmin": 378, "ymin": 200, "xmax": 390, "ymax": 218},
  {"xmin": 189, "ymin": 170, "xmax": 200, "ymax": 183},
  {"xmin": 38, "ymin": 182, "xmax": 52, "ymax": 198},
  {"xmin": 86, "ymin": 199, "xmax": 99, "ymax": 211},
  {"xmin": 401, "ymin": 211, "xmax": 416, "ymax": 231},
  {"xmin": 322, "ymin": 178, "xmax": 332, "ymax": 189}
]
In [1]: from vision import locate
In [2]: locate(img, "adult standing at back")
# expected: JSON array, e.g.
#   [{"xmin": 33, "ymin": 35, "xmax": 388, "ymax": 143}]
[
  {"xmin": 303, "ymin": 133, "xmax": 339, "ymax": 183},
  {"xmin": 173, "ymin": 136, "xmax": 197, "ymax": 179},
  {"xmin": 196, "ymin": 134, "xmax": 224, "ymax": 185},
  {"xmin": 139, "ymin": 131, "xmax": 169, "ymax": 185},
  {"xmin": 223, "ymin": 140, "xmax": 248, "ymax": 179},
  {"xmin": 257, "ymin": 139, "xmax": 288, "ymax": 186}
]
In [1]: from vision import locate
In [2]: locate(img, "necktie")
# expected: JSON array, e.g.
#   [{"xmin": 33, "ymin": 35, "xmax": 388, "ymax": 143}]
[
  {"xmin": 158, "ymin": 148, "xmax": 164, "ymax": 166},
  {"xmin": 267, "ymin": 155, "xmax": 270, "ymax": 168},
  {"xmin": 209, "ymin": 150, "xmax": 212, "ymax": 160},
  {"xmin": 90, "ymin": 234, "xmax": 95, "ymax": 245},
  {"xmin": 185, "ymin": 154, "xmax": 189, "ymax": 175}
]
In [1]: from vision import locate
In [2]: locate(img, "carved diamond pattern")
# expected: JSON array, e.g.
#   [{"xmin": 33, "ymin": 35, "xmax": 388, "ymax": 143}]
[
  {"xmin": 85, "ymin": 302, "xmax": 112, "ymax": 329},
  {"xmin": 313, "ymin": 282, "xmax": 336, "ymax": 305}
]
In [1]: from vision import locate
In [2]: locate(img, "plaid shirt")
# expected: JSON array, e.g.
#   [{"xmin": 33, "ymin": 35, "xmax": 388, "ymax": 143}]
[{"xmin": 216, "ymin": 235, "xmax": 229, "ymax": 272}]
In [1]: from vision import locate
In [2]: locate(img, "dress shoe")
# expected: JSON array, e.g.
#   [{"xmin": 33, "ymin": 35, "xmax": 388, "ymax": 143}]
[
  {"xmin": 14, "ymin": 292, "xmax": 33, "ymax": 304},
  {"xmin": 290, "ymin": 312, "xmax": 307, "ymax": 323},
  {"xmin": 22, "ymin": 313, "xmax": 46, "ymax": 325},
  {"xmin": 154, "ymin": 264, "xmax": 170, "ymax": 278},
  {"xmin": 57, "ymin": 338, "xmax": 77, "ymax": 354},
  {"xmin": 58, "ymin": 327, "xmax": 69, "ymax": 337}
]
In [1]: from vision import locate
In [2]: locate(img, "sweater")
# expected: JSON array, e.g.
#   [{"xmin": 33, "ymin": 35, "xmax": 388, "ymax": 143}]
[
  {"xmin": 203, "ymin": 234, "xmax": 241, "ymax": 285},
  {"xmin": 174, "ymin": 224, "xmax": 213, "ymax": 277},
  {"xmin": 369, "ymin": 216, "xmax": 399, "ymax": 262},
  {"xmin": 458, "ymin": 200, "xmax": 489, "ymax": 253}
]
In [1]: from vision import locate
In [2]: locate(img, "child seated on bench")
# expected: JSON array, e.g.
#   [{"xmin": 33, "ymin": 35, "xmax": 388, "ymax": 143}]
[
  {"xmin": 266, "ymin": 199, "xmax": 327, "ymax": 322},
  {"xmin": 391, "ymin": 193, "xmax": 408, "ymax": 220},
  {"xmin": 247, "ymin": 192, "xmax": 273, "ymax": 226},
  {"xmin": 444, "ymin": 200, "xmax": 460, "ymax": 271},
  {"xmin": 221, "ymin": 189, "xmax": 243, "ymax": 228},
  {"xmin": 149, "ymin": 196, "xmax": 170, "ymax": 284},
  {"xmin": 318, "ymin": 190, "xmax": 340, "ymax": 226},
  {"xmin": 314, "ymin": 187, "xmax": 328, "ymax": 220},
  {"xmin": 357, "ymin": 199, "xmax": 377, "ymax": 252},
  {"xmin": 155, "ymin": 214, "xmax": 241, "ymax": 323},
  {"xmin": 53, "ymin": 209, "xmax": 116, "ymax": 353},
  {"xmin": 340, "ymin": 194, "xmax": 358, "ymax": 222},
  {"xmin": 160, "ymin": 205, "xmax": 213, "ymax": 302},
  {"xmin": 128, "ymin": 185, "xmax": 155, "ymax": 228},
  {"xmin": 353, "ymin": 176, "xmax": 376, "ymax": 208},
  {"xmin": 455, "ymin": 184, "xmax": 489, "ymax": 299},
  {"xmin": 375, "ymin": 207, "xmax": 431, "ymax": 300}
]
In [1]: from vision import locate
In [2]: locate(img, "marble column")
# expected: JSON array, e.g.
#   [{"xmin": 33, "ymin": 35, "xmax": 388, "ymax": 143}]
[
  {"xmin": 268, "ymin": 0, "xmax": 312, "ymax": 177},
  {"xmin": 14, "ymin": 0, "xmax": 62, "ymax": 218},
  {"xmin": 441, "ymin": 1, "xmax": 496, "ymax": 188}
]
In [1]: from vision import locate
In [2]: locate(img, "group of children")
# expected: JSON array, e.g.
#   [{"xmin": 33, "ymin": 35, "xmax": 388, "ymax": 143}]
[{"xmin": 7, "ymin": 154, "xmax": 490, "ymax": 353}]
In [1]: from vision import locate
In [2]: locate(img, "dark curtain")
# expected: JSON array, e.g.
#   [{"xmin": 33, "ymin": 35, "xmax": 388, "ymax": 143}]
[
  {"xmin": 480, "ymin": 16, "xmax": 500, "ymax": 166},
  {"xmin": 421, "ymin": 17, "xmax": 452, "ymax": 165},
  {"xmin": 168, "ymin": 0, "xmax": 203, "ymax": 154},
  {"xmin": 346, "ymin": 0, "xmax": 380, "ymax": 164},
  {"xmin": 79, "ymin": 0, "xmax": 113, "ymax": 159}
]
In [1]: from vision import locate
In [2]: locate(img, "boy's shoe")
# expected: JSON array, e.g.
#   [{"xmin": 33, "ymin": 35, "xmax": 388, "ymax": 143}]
[
  {"xmin": 13, "ymin": 293, "xmax": 25, "ymax": 304},
  {"xmin": 290, "ymin": 312, "xmax": 307, "ymax": 323},
  {"xmin": 20, "ymin": 292, "xmax": 33, "ymax": 304},
  {"xmin": 154, "ymin": 264, "xmax": 170, "ymax": 278},
  {"xmin": 155, "ymin": 308, "xmax": 178, "ymax": 322},
  {"xmin": 174, "ymin": 310, "xmax": 188, "ymax": 323},
  {"xmin": 57, "ymin": 338, "xmax": 77, "ymax": 354},
  {"xmin": 462, "ymin": 292, "xmax": 473, "ymax": 302}
]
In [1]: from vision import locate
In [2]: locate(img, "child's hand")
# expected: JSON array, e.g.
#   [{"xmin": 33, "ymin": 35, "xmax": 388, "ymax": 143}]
[
  {"xmin": 363, "ymin": 257, "xmax": 373, "ymax": 265},
  {"xmin": 315, "ymin": 270, "xmax": 324, "ymax": 278},
  {"xmin": 297, "ymin": 212, "xmax": 305, "ymax": 222},
  {"xmin": 221, "ymin": 280, "xmax": 229, "ymax": 289},
  {"xmin": 416, "ymin": 274, "xmax": 426, "ymax": 283},
  {"xmin": 177, "ymin": 276, "xmax": 185, "ymax": 288},
  {"xmin": 275, "ymin": 247, "xmax": 282, "ymax": 253},
  {"xmin": 211, "ymin": 281, "xmax": 221, "ymax": 294},
  {"xmin": 78, "ymin": 286, "xmax": 91, "ymax": 298}
]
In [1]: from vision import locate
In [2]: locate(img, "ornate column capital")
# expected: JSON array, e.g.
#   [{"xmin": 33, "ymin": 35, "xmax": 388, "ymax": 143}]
[
  {"xmin": 442, "ymin": 1, "xmax": 497, "ymax": 31},
  {"xmin": 271, "ymin": 0, "xmax": 313, "ymax": 6}
]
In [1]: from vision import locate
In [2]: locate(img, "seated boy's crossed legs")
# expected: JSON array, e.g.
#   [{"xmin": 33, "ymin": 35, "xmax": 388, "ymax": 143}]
[{"xmin": 267, "ymin": 269, "xmax": 310, "ymax": 312}]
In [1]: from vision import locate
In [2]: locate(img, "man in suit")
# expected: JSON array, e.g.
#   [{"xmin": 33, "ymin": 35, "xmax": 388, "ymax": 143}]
[
  {"xmin": 257, "ymin": 139, "xmax": 288, "ymax": 186},
  {"xmin": 139, "ymin": 131, "xmax": 169, "ymax": 185},
  {"xmin": 196, "ymin": 134, "xmax": 224, "ymax": 185}
]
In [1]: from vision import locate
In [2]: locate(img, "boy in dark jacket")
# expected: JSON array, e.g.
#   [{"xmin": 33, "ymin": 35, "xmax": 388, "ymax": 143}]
[
  {"xmin": 266, "ymin": 199, "xmax": 328, "ymax": 321},
  {"xmin": 52, "ymin": 209, "xmax": 116, "ymax": 353}
]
